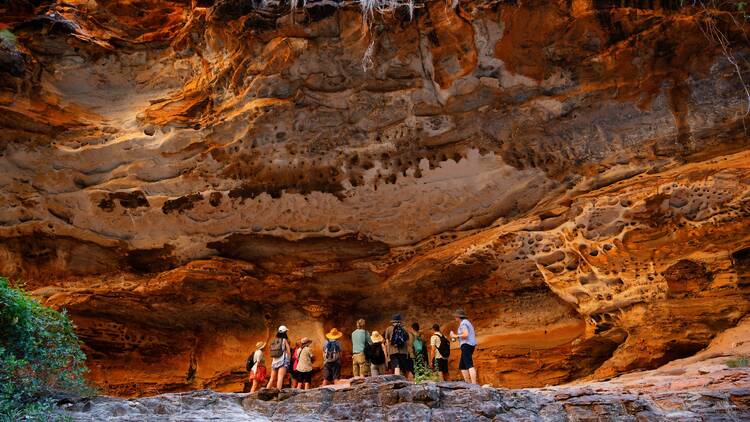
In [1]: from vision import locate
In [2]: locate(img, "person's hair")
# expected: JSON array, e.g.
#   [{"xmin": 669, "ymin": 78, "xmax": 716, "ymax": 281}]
[
  {"xmin": 357, "ymin": 318, "xmax": 365, "ymax": 329},
  {"xmin": 411, "ymin": 322, "xmax": 420, "ymax": 331},
  {"xmin": 432, "ymin": 323, "xmax": 440, "ymax": 332},
  {"xmin": 276, "ymin": 331, "xmax": 288, "ymax": 340}
]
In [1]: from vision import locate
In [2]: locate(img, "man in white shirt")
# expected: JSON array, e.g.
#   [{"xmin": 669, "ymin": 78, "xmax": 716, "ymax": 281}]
[{"xmin": 429, "ymin": 323, "xmax": 449, "ymax": 381}]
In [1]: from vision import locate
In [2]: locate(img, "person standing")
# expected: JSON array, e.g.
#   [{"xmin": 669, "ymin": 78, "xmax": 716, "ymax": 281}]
[
  {"xmin": 266, "ymin": 325, "xmax": 291, "ymax": 390},
  {"xmin": 290, "ymin": 340, "xmax": 301, "ymax": 389},
  {"xmin": 410, "ymin": 322, "xmax": 429, "ymax": 371},
  {"xmin": 351, "ymin": 319, "xmax": 371, "ymax": 378},
  {"xmin": 450, "ymin": 309, "xmax": 477, "ymax": 384},
  {"xmin": 384, "ymin": 314, "xmax": 413, "ymax": 379},
  {"xmin": 322, "ymin": 328, "xmax": 343, "ymax": 386},
  {"xmin": 368, "ymin": 331, "xmax": 388, "ymax": 376},
  {"xmin": 295, "ymin": 337, "xmax": 314, "ymax": 390},
  {"xmin": 429, "ymin": 324, "xmax": 450, "ymax": 381},
  {"xmin": 248, "ymin": 341, "xmax": 267, "ymax": 393}
]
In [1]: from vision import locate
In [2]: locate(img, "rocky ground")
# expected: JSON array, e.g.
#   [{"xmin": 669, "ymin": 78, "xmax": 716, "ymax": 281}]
[
  {"xmin": 59, "ymin": 366, "xmax": 750, "ymax": 421},
  {"xmin": 59, "ymin": 319, "xmax": 750, "ymax": 420}
]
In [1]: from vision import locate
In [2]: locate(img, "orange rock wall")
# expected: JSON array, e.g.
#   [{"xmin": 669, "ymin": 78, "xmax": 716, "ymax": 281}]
[{"xmin": 1, "ymin": 0, "xmax": 749, "ymax": 396}]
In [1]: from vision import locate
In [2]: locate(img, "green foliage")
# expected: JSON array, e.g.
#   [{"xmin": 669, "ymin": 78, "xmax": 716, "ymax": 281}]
[
  {"xmin": 413, "ymin": 354, "xmax": 440, "ymax": 384},
  {"xmin": 0, "ymin": 277, "xmax": 92, "ymax": 421},
  {"xmin": 0, "ymin": 29, "xmax": 16, "ymax": 48},
  {"xmin": 726, "ymin": 356, "xmax": 749, "ymax": 368}
]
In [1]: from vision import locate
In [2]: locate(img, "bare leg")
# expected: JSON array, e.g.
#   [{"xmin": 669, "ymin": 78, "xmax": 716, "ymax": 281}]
[
  {"xmin": 266, "ymin": 370, "xmax": 276, "ymax": 389},
  {"xmin": 394, "ymin": 367, "xmax": 401, "ymax": 376},
  {"xmin": 251, "ymin": 379, "xmax": 259, "ymax": 393},
  {"xmin": 460, "ymin": 369, "xmax": 470, "ymax": 383},
  {"xmin": 468, "ymin": 367, "xmax": 477, "ymax": 384},
  {"xmin": 303, "ymin": 382, "xmax": 310, "ymax": 390},
  {"xmin": 277, "ymin": 367, "xmax": 287, "ymax": 390}
]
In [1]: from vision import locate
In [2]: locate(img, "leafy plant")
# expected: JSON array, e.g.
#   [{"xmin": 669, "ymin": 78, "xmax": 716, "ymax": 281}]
[
  {"xmin": 0, "ymin": 29, "xmax": 16, "ymax": 49},
  {"xmin": 726, "ymin": 356, "xmax": 749, "ymax": 368},
  {"xmin": 413, "ymin": 353, "xmax": 440, "ymax": 384},
  {"xmin": 0, "ymin": 277, "xmax": 93, "ymax": 421}
]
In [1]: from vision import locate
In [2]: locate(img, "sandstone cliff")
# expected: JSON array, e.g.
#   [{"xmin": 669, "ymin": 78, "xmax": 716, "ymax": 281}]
[{"xmin": 1, "ymin": 0, "xmax": 749, "ymax": 395}]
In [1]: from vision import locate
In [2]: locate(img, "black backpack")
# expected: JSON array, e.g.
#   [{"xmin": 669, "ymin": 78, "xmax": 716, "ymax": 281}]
[
  {"xmin": 369, "ymin": 342, "xmax": 386, "ymax": 365},
  {"xmin": 324, "ymin": 341, "xmax": 341, "ymax": 364},
  {"xmin": 390, "ymin": 324, "xmax": 408, "ymax": 348},
  {"xmin": 436, "ymin": 334, "xmax": 450, "ymax": 358},
  {"xmin": 245, "ymin": 353, "xmax": 255, "ymax": 371}
]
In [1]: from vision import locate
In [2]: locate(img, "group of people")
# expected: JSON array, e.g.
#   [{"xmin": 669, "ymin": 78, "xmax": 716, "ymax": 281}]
[{"xmin": 246, "ymin": 309, "xmax": 478, "ymax": 392}]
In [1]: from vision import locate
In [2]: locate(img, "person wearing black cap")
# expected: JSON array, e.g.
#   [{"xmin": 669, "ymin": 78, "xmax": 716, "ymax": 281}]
[{"xmin": 384, "ymin": 314, "xmax": 413, "ymax": 379}]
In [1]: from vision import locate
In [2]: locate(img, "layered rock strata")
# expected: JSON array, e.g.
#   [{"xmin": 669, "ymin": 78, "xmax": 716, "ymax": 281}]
[{"xmin": 1, "ymin": 0, "xmax": 749, "ymax": 395}]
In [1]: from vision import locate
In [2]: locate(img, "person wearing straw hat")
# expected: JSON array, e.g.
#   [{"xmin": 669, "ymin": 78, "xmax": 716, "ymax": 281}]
[
  {"xmin": 295, "ymin": 337, "xmax": 314, "ymax": 390},
  {"xmin": 368, "ymin": 331, "xmax": 388, "ymax": 376},
  {"xmin": 322, "ymin": 328, "xmax": 343, "ymax": 386},
  {"xmin": 248, "ymin": 341, "xmax": 267, "ymax": 393},
  {"xmin": 450, "ymin": 308, "xmax": 478, "ymax": 384}
]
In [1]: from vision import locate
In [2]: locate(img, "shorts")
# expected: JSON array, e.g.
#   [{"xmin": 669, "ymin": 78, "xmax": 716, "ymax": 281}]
[
  {"xmin": 434, "ymin": 357, "xmax": 448, "ymax": 374},
  {"xmin": 389, "ymin": 353, "xmax": 410, "ymax": 371},
  {"xmin": 291, "ymin": 370, "xmax": 301, "ymax": 381},
  {"xmin": 296, "ymin": 370, "xmax": 312, "ymax": 384},
  {"xmin": 249, "ymin": 365, "xmax": 267, "ymax": 382},
  {"xmin": 323, "ymin": 362, "xmax": 340, "ymax": 382},
  {"xmin": 459, "ymin": 344, "xmax": 475, "ymax": 370},
  {"xmin": 272, "ymin": 354, "xmax": 290, "ymax": 370}
]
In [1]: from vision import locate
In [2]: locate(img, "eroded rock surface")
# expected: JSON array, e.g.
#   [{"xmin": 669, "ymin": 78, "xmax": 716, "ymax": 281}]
[{"xmin": 1, "ymin": 0, "xmax": 750, "ymax": 395}]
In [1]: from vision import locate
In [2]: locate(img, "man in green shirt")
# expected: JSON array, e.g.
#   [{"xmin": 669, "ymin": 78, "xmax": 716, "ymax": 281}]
[{"xmin": 351, "ymin": 318, "xmax": 372, "ymax": 378}]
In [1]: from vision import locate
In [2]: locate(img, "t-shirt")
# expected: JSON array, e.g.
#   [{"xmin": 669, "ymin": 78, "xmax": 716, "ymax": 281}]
[
  {"xmin": 252, "ymin": 349, "xmax": 264, "ymax": 372},
  {"xmin": 351, "ymin": 328, "xmax": 371, "ymax": 354},
  {"xmin": 296, "ymin": 346, "xmax": 313, "ymax": 372},
  {"xmin": 384, "ymin": 324, "xmax": 411, "ymax": 356},
  {"xmin": 431, "ymin": 333, "xmax": 446, "ymax": 359},
  {"xmin": 458, "ymin": 319, "xmax": 477, "ymax": 346}
]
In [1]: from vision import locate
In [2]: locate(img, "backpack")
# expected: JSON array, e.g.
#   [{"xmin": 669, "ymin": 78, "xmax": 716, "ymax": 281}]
[
  {"xmin": 413, "ymin": 335, "xmax": 425, "ymax": 355},
  {"xmin": 369, "ymin": 342, "xmax": 386, "ymax": 365},
  {"xmin": 390, "ymin": 324, "xmax": 408, "ymax": 348},
  {"xmin": 245, "ymin": 353, "xmax": 255, "ymax": 371},
  {"xmin": 436, "ymin": 334, "xmax": 450, "ymax": 358},
  {"xmin": 269, "ymin": 338, "xmax": 284, "ymax": 358},
  {"xmin": 324, "ymin": 341, "xmax": 340, "ymax": 364},
  {"xmin": 363, "ymin": 339, "xmax": 373, "ymax": 362}
]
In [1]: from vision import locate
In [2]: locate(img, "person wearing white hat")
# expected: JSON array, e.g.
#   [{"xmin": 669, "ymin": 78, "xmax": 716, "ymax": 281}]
[{"xmin": 266, "ymin": 325, "xmax": 291, "ymax": 390}]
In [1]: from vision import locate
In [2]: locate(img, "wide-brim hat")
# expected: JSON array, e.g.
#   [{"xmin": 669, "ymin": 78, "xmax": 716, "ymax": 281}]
[
  {"xmin": 255, "ymin": 341, "xmax": 266, "ymax": 349},
  {"xmin": 391, "ymin": 314, "xmax": 402, "ymax": 322},
  {"xmin": 371, "ymin": 331, "xmax": 384, "ymax": 343},
  {"xmin": 453, "ymin": 308, "xmax": 467, "ymax": 318},
  {"xmin": 300, "ymin": 337, "xmax": 312, "ymax": 345},
  {"xmin": 278, "ymin": 325, "xmax": 288, "ymax": 333},
  {"xmin": 325, "ymin": 327, "xmax": 343, "ymax": 340}
]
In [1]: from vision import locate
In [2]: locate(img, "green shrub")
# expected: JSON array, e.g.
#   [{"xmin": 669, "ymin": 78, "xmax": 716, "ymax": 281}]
[
  {"xmin": 413, "ymin": 353, "xmax": 440, "ymax": 384},
  {"xmin": 0, "ymin": 29, "xmax": 16, "ymax": 49},
  {"xmin": 726, "ymin": 356, "xmax": 749, "ymax": 368},
  {"xmin": 0, "ymin": 277, "xmax": 92, "ymax": 421}
]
